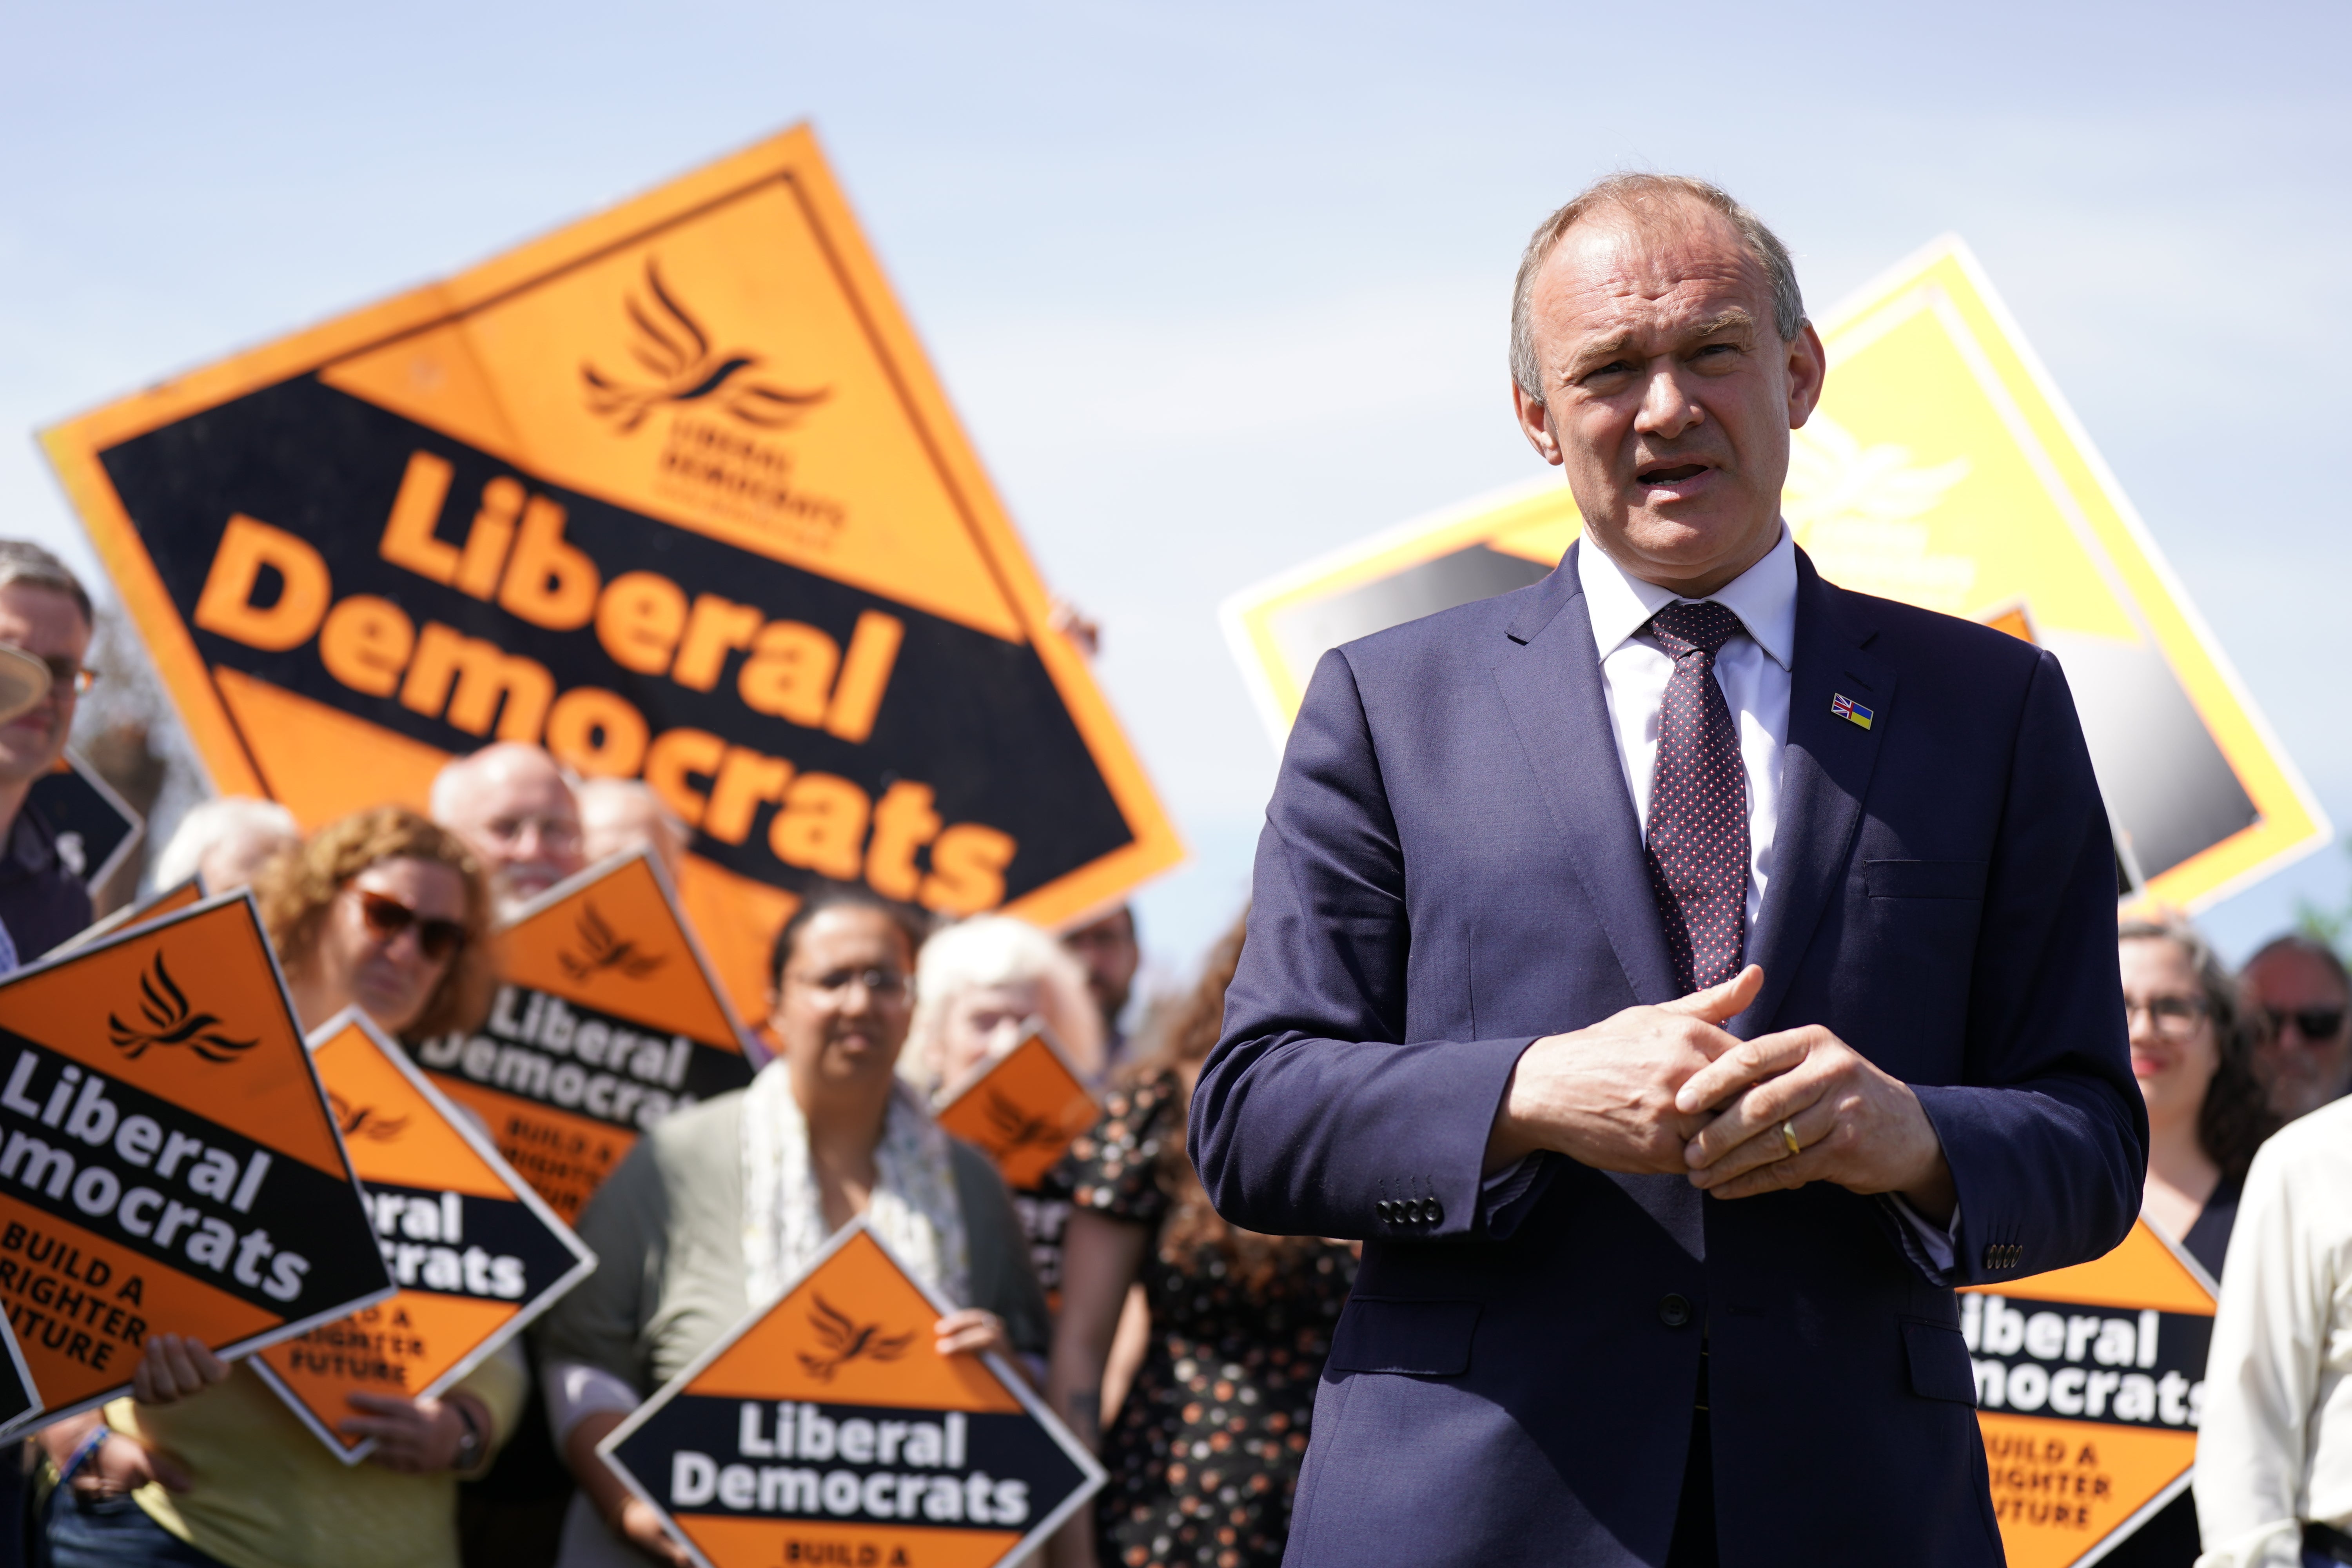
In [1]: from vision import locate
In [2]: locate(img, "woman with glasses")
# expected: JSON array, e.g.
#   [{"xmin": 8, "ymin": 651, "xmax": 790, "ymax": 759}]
[
  {"xmin": 538, "ymin": 889, "xmax": 1049, "ymax": 1567},
  {"xmin": 2118, "ymin": 916, "xmax": 2276, "ymax": 1275},
  {"xmin": 38, "ymin": 806, "xmax": 515, "ymax": 1568},
  {"xmin": 902, "ymin": 913, "xmax": 1106, "ymax": 1096},
  {"xmin": 2101, "ymin": 917, "xmax": 2280, "ymax": 1568}
]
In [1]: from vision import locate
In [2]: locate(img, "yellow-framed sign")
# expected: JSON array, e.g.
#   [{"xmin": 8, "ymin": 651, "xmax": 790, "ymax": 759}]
[
  {"xmin": 1222, "ymin": 238, "xmax": 2328, "ymax": 910},
  {"xmin": 40, "ymin": 124, "xmax": 1183, "ymax": 1016}
]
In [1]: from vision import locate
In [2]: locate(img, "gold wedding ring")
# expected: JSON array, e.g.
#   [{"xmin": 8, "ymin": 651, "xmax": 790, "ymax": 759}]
[{"xmin": 1780, "ymin": 1120, "xmax": 1802, "ymax": 1158}]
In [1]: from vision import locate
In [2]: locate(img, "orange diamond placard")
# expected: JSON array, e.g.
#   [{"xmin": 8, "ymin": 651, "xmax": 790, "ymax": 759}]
[
  {"xmin": 602, "ymin": 1220, "xmax": 1102, "ymax": 1568},
  {"xmin": 1961, "ymin": 1219, "xmax": 2218, "ymax": 1567},
  {"xmin": 53, "ymin": 875, "xmax": 207, "ymax": 958},
  {"xmin": 933, "ymin": 1028, "xmax": 1093, "ymax": 1306},
  {"xmin": 253, "ymin": 1009, "xmax": 593, "ymax": 1461},
  {"xmin": 39, "ymin": 123, "xmax": 1180, "ymax": 1020},
  {"xmin": 932, "ymin": 1029, "xmax": 1095, "ymax": 1194},
  {"xmin": 407, "ymin": 849, "xmax": 754, "ymax": 1223},
  {"xmin": 0, "ymin": 893, "xmax": 391, "ymax": 1429}
]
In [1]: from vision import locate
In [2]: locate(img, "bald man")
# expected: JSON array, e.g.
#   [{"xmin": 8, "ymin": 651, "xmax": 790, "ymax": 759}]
[
  {"xmin": 577, "ymin": 777, "xmax": 688, "ymax": 886},
  {"xmin": 430, "ymin": 742, "xmax": 586, "ymax": 913}
]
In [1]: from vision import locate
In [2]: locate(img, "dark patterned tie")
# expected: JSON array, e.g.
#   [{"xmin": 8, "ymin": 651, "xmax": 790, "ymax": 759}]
[{"xmin": 1642, "ymin": 600, "xmax": 1750, "ymax": 995}]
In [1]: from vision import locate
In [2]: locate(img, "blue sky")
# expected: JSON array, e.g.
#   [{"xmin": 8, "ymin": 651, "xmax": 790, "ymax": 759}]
[{"xmin": 5, "ymin": 1, "xmax": 2347, "ymax": 974}]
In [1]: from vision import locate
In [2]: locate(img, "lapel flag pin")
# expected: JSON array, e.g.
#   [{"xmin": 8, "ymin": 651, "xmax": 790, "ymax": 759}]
[{"xmin": 1831, "ymin": 693, "xmax": 1874, "ymax": 731}]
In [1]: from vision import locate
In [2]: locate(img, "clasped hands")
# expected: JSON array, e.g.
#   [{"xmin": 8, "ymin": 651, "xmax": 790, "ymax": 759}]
[{"xmin": 1488, "ymin": 965, "xmax": 1955, "ymax": 1219}]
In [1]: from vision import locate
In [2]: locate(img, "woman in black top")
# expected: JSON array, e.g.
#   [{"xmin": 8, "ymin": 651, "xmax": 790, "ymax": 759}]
[
  {"xmin": 1044, "ymin": 912, "xmax": 1354, "ymax": 1568},
  {"xmin": 2106, "ymin": 915, "xmax": 2276, "ymax": 1566}
]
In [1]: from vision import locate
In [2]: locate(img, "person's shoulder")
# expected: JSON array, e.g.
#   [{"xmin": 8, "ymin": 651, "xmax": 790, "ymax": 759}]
[
  {"xmin": 633, "ymin": 1090, "xmax": 746, "ymax": 1180},
  {"xmin": 1339, "ymin": 575, "xmax": 1554, "ymax": 670},
  {"xmin": 2250, "ymin": 1096, "xmax": 2352, "ymax": 1180},
  {"xmin": 944, "ymin": 1131, "xmax": 1011, "ymax": 1200},
  {"xmin": 1814, "ymin": 579, "xmax": 2043, "ymax": 677}
]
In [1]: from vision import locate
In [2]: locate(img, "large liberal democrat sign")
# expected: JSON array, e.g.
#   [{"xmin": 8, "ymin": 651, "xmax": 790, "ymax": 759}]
[{"xmin": 40, "ymin": 124, "xmax": 1181, "ymax": 1013}]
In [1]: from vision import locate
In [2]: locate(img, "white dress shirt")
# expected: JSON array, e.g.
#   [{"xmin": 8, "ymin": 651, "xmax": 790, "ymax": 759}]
[
  {"xmin": 1484, "ymin": 528, "xmax": 1956, "ymax": 1274},
  {"xmin": 2193, "ymin": 1096, "xmax": 2352, "ymax": 1568},
  {"xmin": 1577, "ymin": 524, "xmax": 1795, "ymax": 933}
]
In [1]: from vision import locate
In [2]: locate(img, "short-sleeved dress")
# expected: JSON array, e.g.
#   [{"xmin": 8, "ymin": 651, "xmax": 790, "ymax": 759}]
[{"xmin": 1052, "ymin": 1073, "xmax": 1355, "ymax": 1568}]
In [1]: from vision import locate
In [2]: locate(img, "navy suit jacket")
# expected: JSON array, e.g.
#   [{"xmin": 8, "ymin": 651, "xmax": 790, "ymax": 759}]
[{"xmin": 1192, "ymin": 543, "xmax": 2145, "ymax": 1567}]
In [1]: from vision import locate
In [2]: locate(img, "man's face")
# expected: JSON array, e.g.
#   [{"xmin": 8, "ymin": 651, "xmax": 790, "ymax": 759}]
[
  {"xmin": 1063, "ymin": 907, "xmax": 1139, "ymax": 1026},
  {"xmin": 437, "ymin": 750, "xmax": 585, "ymax": 907},
  {"xmin": 1513, "ymin": 207, "xmax": 1826, "ymax": 596},
  {"xmin": 2242, "ymin": 946, "xmax": 2352, "ymax": 1121},
  {"xmin": 0, "ymin": 584, "xmax": 89, "ymax": 788}
]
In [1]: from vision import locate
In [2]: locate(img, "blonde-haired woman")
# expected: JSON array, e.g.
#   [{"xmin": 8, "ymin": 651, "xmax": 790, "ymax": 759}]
[
  {"xmin": 40, "ymin": 807, "xmax": 517, "ymax": 1568},
  {"xmin": 903, "ymin": 914, "xmax": 1105, "ymax": 1096}
]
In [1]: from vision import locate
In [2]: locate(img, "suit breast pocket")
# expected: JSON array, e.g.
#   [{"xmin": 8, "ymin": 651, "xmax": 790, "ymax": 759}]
[
  {"xmin": 1864, "ymin": 859, "xmax": 1988, "ymax": 901},
  {"xmin": 1328, "ymin": 1298, "xmax": 1481, "ymax": 1377}
]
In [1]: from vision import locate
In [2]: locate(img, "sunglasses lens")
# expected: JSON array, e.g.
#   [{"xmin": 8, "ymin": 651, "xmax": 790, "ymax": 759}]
[
  {"xmin": 357, "ymin": 893, "xmax": 413, "ymax": 939},
  {"xmin": 2303, "ymin": 1010, "xmax": 2345, "ymax": 1039},
  {"xmin": 356, "ymin": 892, "xmax": 462, "ymax": 960}
]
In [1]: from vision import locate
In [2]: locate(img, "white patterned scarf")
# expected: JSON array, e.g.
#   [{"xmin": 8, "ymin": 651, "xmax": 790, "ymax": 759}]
[{"xmin": 740, "ymin": 1059, "xmax": 971, "ymax": 1309}]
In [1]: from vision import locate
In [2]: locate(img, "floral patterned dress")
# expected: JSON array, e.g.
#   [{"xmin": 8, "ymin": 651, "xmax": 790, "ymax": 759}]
[{"xmin": 1051, "ymin": 1073, "xmax": 1356, "ymax": 1568}]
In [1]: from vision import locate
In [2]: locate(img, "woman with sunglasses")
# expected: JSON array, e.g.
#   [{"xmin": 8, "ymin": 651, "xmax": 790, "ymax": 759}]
[
  {"xmin": 2100, "ymin": 915, "xmax": 2279, "ymax": 1568},
  {"xmin": 39, "ymin": 806, "xmax": 510, "ymax": 1568},
  {"xmin": 538, "ymin": 889, "xmax": 1049, "ymax": 1568}
]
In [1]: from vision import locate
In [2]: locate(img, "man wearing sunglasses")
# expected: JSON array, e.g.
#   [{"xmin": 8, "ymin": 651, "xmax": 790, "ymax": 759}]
[
  {"xmin": 2240, "ymin": 934, "xmax": 2352, "ymax": 1122},
  {"xmin": 0, "ymin": 541, "xmax": 97, "ymax": 958}
]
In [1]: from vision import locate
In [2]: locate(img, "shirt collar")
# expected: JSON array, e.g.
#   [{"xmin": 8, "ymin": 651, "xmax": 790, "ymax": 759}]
[{"xmin": 1577, "ymin": 521, "xmax": 1797, "ymax": 671}]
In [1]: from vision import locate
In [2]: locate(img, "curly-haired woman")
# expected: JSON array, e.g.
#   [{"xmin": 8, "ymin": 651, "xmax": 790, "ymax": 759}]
[
  {"xmin": 39, "ymin": 806, "xmax": 517, "ymax": 1568},
  {"xmin": 1044, "ymin": 912, "xmax": 1355, "ymax": 1568}
]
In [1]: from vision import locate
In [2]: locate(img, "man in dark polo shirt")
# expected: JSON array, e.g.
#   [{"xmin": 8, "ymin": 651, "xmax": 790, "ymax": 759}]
[{"xmin": 0, "ymin": 540, "xmax": 97, "ymax": 959}]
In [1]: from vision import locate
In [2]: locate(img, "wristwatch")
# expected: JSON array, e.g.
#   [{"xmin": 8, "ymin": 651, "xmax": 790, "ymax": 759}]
[{"xmin": 451, "ymin": 1403, "xmax": 485, "ymax": 1475}]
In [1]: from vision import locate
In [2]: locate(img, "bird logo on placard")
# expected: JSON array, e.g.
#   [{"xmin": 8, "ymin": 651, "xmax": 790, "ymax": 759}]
[
  {"xmin": 328, "ymin": 1093, "xmax": 409, "ymax": 1142},
  {"xmin": 558, "ymin": 903, "xmax": 665, "ymax": 982},
  {"xmin": 107, "ymin": 954, "xmax": 257, "ymax": 1064},
  {"xmin": 581, "ymin": 258, "xmax": 830, "ymax": 434},
  {"xmin": 797, "ymin": 1296, "xmax": 915, "ymax": 1383},
  {"xmin": 982, "ymin": 1089, "xmax": 1076, "ymax": 1161}
]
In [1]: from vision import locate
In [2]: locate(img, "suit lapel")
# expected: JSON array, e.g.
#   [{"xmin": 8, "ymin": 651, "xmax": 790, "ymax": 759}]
[
  {"xmin": 1491, "ymin": 541, "xmax": 1678, "ymax": 1007},
  {"xmin": 1736, "ymin": 552, "xmax": 1893, "ymax": 1037}
]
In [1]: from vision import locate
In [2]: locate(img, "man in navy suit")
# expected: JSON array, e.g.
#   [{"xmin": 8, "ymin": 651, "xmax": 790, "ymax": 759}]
[{"xmin": 1191, "ymin": 173, "xmax": 2145, "ymax": 1566}]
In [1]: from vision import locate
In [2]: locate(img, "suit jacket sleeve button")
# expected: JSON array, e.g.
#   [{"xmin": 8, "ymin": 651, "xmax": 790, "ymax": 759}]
[
  {"xmin": 1658, "ymin": 1293, "xmax": 1692, "ymax": 1328},
  {"xmin": 1423, "ymin": 1198, "xmax": 1443, "ymax": 1225},
  {"xmin": 1375, "ymin": 1200, "xmax": 1392, "ymax": 1222}
]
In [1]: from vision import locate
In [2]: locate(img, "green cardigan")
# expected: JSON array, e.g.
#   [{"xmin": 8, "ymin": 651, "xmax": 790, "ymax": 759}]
[{"xmin": 537, "ymin": 1088, "xmax": 1048, "ymax": 1394}]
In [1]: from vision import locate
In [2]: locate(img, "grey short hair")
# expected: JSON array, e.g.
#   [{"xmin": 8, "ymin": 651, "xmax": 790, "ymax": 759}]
[
  {"xmin": 0, "ymin": 540, "xmax": 93, "ymax": 627},
  {"xmin": 152, "ymin": 796, "xmax": 301, "ymax": 888},
  {"xmin": 1508, "ymin": 172, "xmax": 1808, "ymax": 402}
]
